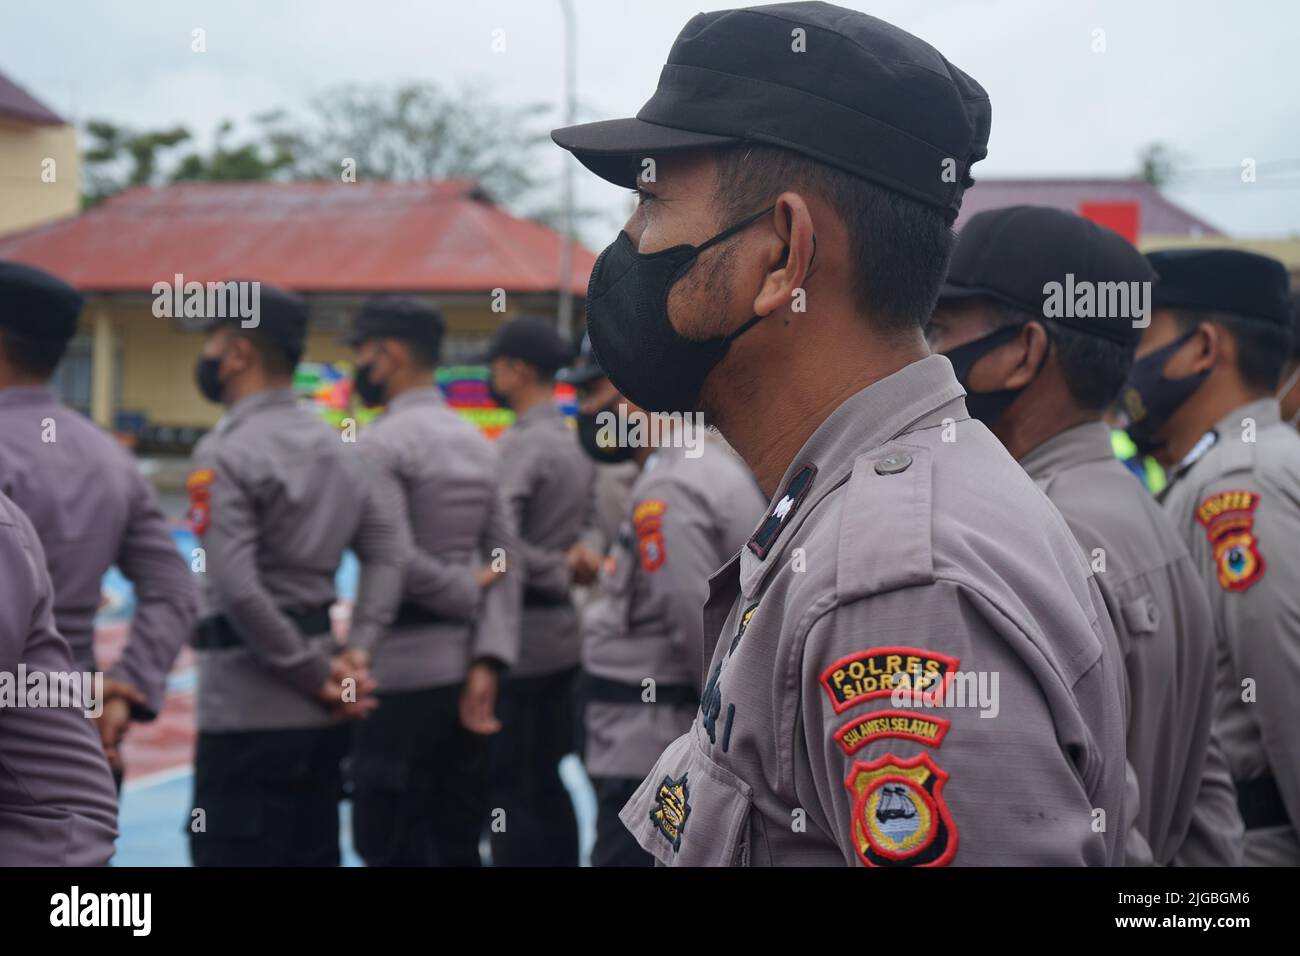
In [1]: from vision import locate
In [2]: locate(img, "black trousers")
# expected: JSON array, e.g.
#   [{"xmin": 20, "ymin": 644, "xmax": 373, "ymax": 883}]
[
  {"xmin": 590, "ymin": 776, "xmax": 654, "ymax": 867},
  {"xmin": 189, "ymin": 724, "xmax": 351, "ymax": 867},
  {"xmin": 486, "ymin": 666, "xmax": 580, "ymax": 867},
  {"xmin": 350, "ymin": 683, "xmax": 486, "ymax": 867}
]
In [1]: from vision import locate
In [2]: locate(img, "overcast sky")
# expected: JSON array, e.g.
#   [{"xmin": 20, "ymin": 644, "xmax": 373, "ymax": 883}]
[{"xmin": 5, "ymin": 0, "xmax": 1298, "ymax": 242}]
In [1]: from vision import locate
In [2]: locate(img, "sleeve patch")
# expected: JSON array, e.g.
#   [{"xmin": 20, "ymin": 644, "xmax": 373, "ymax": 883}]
[
  {"xmin": 1195, "ymin": 490, "xmax": 1266, "ymax": 592},
  {"xmin": 819, "ymin": 647, "xmax": 960, "ymax": 713},
  {"xmin": 845, "ymin": 752, "xmax": 957, "ymax": 867},
  {"xmin": 186, "ymin": 468, "xmax": 215, "ymax": 536},
  {"xmin": 833, "ymin": 710, "xmax": 951, "ymax": 755},
  {"xmin": 633, "ymin": 498, "xmax": 667, "ymax": 573}
]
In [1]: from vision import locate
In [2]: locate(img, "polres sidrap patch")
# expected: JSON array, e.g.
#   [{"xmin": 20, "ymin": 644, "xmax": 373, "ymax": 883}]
[
  {"xmin": 1195, "ymin": 490, "xmax": 1266, "ymax": 592},
  {"xmin": 819, "ymin": 647, "xmax": 959, "ymax": 713},
  {"xmin": 844, "ymin": 752, "xmax": 957, "ymax": 867},
  {"xmin": 633, "ymin": 498, "xmax": 667, "ymax": 572},
  {"xmin": 186, "ymin": 468, "xmax": 215, "ymax": 536}
]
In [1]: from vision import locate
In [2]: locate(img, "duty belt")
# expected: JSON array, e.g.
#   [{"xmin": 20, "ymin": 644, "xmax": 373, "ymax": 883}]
[
  {"xmin": 1236, "ymin": 775, "xmax": 1291, "ymax": 831},
  {"xmin": 523, "ymin": 587, "xmax": 573, "ymax": 610},
  {"xmin": 194, "ymin": 605, "xmax": 333, "ymax": 650},
  {"xmin": 580, "ymin": 672, "xmax": 697, "ymax": 708}
]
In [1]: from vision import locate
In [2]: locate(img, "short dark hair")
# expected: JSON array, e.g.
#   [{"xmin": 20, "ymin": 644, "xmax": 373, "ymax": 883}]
[
  {"xmin": 401, "ymin": 336, "xmax": 440, "ymax": 371},
  {"xmin": 234, "ymin": 328, "xmax": 298, "ymax": 378},
  {"xmin": 0, "ymin": 328, "xmax": 69, "ymax": 378},
  {"xmin": 1171, "ymin": 308, "xmax": 1292, "ymax": 392},
  {"xmin": 984, "ymin": 301, "xmax": 1135, "ymax": 412},
  {"xmin": 712, "ymin": 144, "xmax": 954, "ymax": 338}
]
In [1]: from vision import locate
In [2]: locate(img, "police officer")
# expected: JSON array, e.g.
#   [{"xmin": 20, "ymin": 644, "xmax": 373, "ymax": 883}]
[
  {"xmin": 1279, "ymin": 289, "xmax": 1300, "ymax": 430},
  {"xmin": 927, "ymin": 206, "xmax": 1243, "ymax": 865},
  {"xmin": 187, "ymin": 283, "xmax": 406, "ymax": 867},
  {"xmin": 0, "ymin": 489, "xmax": 119, "ymax": 864},
  {"xmin": 554, "ymin": 2, "xmax": 1130, "ymax": 865},
  {"xmin": 0, "ymin": 262, "xmax": 198, "ymax": 786},
  {"xmin": 479, "ymin": 316, "xmax": 594, "ymax": 866},
  {"xmin": 1122, "ymin": 249, "xmax": 1300, "ymax": 865},
  {"xmin": 344, "ymin": 296, "xmax": 522, "ymax": 867},
  {"xmin": 562, "ymin": 346, "xmax": 764, "ymax": 867}
]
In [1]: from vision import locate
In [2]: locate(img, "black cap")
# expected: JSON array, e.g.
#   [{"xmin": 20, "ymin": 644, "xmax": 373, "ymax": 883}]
[
  {"xmin": 936, "ymin": 206, "xmax": 1158, "ymax": 345},
  {"xmin": 0, "ymin": 260, "xmax": 83, "ymax": 343},
  {"xmin": 556, "ymin": 332, "xmax": 606, "ymax": 386},
  {"xmin": 1290, "ymin": 288, "xmax": 1300, "ymax": 359},
  {"xmin": 191, "ymin": 281, "xmax": 309, "ymax": 364},
  {"xmin": 341, "ymin": 295, "xmax": 446, "ymax": 359},
  {"xmin": 551, "ymin": 1, "xmax": 989, "ymax": 224},
  {"xmin": 1146, "ymin": 249, "xmax": 1293, "ymax": 328},
  {"xmin": 476, "ymin": 316, "xmax": 570, "ymax": 376}
]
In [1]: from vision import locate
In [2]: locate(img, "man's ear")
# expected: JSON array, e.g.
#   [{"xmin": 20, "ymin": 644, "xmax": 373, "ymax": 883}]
[
  {"xmin": 1193, "ymin": 321, "xmax": 1223, "ymax": 375},
  {"xmin": 752, "ymin": 192, "xmax": 816, "ymax": 320},
  {"xmin": 1002, "ymin": 321, "xmax": 1050, "ymax": 391}
]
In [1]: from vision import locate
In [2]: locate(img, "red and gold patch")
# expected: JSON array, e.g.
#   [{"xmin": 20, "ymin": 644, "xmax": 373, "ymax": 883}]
[
  {"xmin": 185, "ymin": 468, "xmax": 215, "ymax": 536},
  {"xmin": 833, "ymin": 710, "xmax": 950, "ymax": 755},
  {"xmin": 844, "ymin": 752, "xmax": 957, "ymax": 867},
  {"xmin": 1195, "ymin": 490, "xmax": 1266, "ymax": 592},
  {"xmin": 819, "ymin": 647, "xmax": 959, "ymax": 713},
  {"xmin": 633, "ymin": 498, "xmax": 668, "ymax": 573}
]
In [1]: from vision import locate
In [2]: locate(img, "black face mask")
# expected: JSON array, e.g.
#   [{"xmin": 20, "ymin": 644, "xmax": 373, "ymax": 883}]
[
  {"xmin": 577, "ymin": 402, "xmax": 636, "ymax": 464},
  {"xmin": 488, "ymin": 382, "xmax": 512, "ymax": 410},
  {"xmin": 353, "ymin": 363, "xmax": 386, "ymax": 407},
  {"xmin": 1120, "ymin": 329, "xmax": 1208, "ymax": 456},
  {"xmin": 195, "ymin": 355, "xmax": 226, "ymax": 405},
  {"xmin": 585, "ymin": 206, "xmax": 775, "ymax": 414},
  {"xmin": 944, "ymin": 324, "xmax": 1040, "ymax": 426}
]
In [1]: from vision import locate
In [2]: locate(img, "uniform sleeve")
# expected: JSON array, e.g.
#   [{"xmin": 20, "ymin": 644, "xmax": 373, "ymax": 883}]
[
  {"xmin": 1196, "ymin": 482, "xmax": 1300, "ymax": 831},
  {"xmin": 797, "ymin": 582, "xmax": 1113, "ymax": 867},
  {"xmin": 360, "ymin": 438, "xmax": 478, "ymax": 625},
  {"xmin": 108, "ymin": 465, "xmax": 199, "ymax": 719},
  {"xmin": 1172, "ymin": 726, "xmax": 1245, "ymax": 866},
  {"xmin": 0, "ymin": 517, "xmax": 39, "ymax": 675},
  {"xmin": 347, "ymin": 470, "xmax": 409, "ymax": 656},
  {"xmin": 498, "ymin": 432, "xmax": 573, "ymax": 601},
  {"xmin": 470, "ymin": 476, "xmax": 523, "ymax": 668},
  {"xmin": 635, "ymin": 477, "xmax": 718, "ymax": 695},
  {"xmin": 203, "ymin": 453, "xmax": 331, "ymax": 698}
]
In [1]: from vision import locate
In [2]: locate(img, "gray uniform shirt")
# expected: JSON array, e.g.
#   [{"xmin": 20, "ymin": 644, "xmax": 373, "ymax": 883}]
[
  {"xmin": 189, "ymin": 388, "xmax": 405, "ymax": 732},
  {"xmin": 583, "ymin": 435, "xmax": 765, "ymax": 780},
  {"xmin": 496, "ymin": 401, "xmax": 596, "ymax": 677},
  {"xmin": 355, "ymin": 387, "xmax": 522, "ymax": 691},
  {"xmin": 0, "ymin": 490, "xmax": 118, "ymax": 865},
  {"xmin": 0, "ymin": 386, "xmax": 198, "ymax": 717},
  {"xmin": 1160, "ymin": 398, "xmax": 1300, "ymax": 865},
  {"xmin": 1022, "ymin": 421, "xmax": 1243, "ymax": 866},
  {"xmin": 621, "ymin": 355, "xmax": 1129, "ymax": 866}
]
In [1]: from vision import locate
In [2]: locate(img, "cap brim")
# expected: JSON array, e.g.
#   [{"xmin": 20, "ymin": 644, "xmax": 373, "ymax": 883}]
[
  {"xmin": 935, "ymin": 282, "xmax": 993, "ymax": 304},
  {"xmin": 552, "ymin": 117, "xmax": 742, "ymax": 188}
]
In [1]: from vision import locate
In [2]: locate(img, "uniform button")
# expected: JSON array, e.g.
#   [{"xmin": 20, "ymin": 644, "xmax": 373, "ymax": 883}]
[{"xmin": 874, "ymin": 453, "xmax": 913, "ymax": 475}]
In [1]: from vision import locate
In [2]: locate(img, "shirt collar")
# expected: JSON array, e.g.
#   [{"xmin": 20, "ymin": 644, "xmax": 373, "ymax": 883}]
[
  {"xmin": 218, "ymin": 386, "xmax": 297, "ymax": 433},
  {"xmin": 386, "ymin": 385, "xmax": 445, "ymax": 413},
  {"xmin": 738, "ymin": 353, "xmax": 967, "ymax": 596},
  {"xmin": 514, "ymin": 399, "xmax": 561, "ymax": 427},
  {"xmin": 1019, "ymin": 420, "xmax": 1115, "ymax": 481},
  {"xmin": 1211, "ymin": 397, "xmax": 1281, "ymax": 436},
  {"xmin": 0, "ymin": 385, "xmax": 59, "ymax": 408}
]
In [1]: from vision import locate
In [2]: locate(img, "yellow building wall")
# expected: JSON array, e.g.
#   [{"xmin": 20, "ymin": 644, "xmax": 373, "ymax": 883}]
[{"xmin": 0, "ymin": 120, "xmax": 80, "ymax": 236}]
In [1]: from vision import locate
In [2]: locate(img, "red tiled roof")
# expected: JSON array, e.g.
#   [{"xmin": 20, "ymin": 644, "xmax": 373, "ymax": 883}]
[
  {"xmin": 0, "ymin": 180, "xmax": 596, "ymax": 295},
  {"xmin": 0, "ymin": 69, "xmax": 65, "ymax": 125},
  {"xmin": 955, "ymin": 178, "xmax": 1223, "ymax": 237}
]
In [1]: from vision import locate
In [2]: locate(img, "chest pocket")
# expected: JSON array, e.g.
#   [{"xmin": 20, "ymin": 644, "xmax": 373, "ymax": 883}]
[
  {"xmin": 621, "ymin": 731, "xmax": 755, "ymax": 866},
  {"xmin": 1121, "ymin": 594, "xmax": 1160, "ymax": 636}
]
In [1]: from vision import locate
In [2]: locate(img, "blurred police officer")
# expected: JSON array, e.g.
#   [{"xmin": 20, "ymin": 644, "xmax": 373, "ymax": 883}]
[
  {"xmin": 479, "ymin": 316, "xmax": 594, "ymax": 866},
  {"xmin": 554, "ymin": 2, "xmax": 1130, "ymax": 866},
  {"xmin": 1279, "ymin": 289, "xmax": 1300, "ymax": 430},
  {"xmin": 561, "ymin": 348, "xmax": 764, "ymax": 866},
  {"xmin": 0, "ymin": 488, "xmax": 119, "ymax": 864},
  {"xmin": 0, "ymin": 262, "xmax": 198, "ymax": 785},
  {"xmin": 1121, "ymin": 249, "xmax": 1300, "ymax": 865},
  {"xmin": 928, "ymin": 207, "xmax": 1243, "ymax": 865},
  {"xmin": 344, "ymin": 296, "xmax": 522, "ymax": 867},
  {"xmin": 187, "ymin": 283, "xmax": 406, "ymax": 867}
]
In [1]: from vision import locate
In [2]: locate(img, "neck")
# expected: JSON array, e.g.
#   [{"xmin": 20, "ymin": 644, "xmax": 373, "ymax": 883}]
[
  {"xmin": 384, "ymin": 367, "xmax": 435, "ymax": 402},
  {"xmin": 225, "ymin": 372, "xmax": 288, "ymax": 406},
  {"xmin": 0, "ymin": 364, "xmax": 48, "ymax": 391},
  {"xmin": 510, "ymin": 382, "xmax": 553, "ymax": 417},
  {"xmin": 1162, "ymin": 374, "xmax": 1263, "ymax": 464},
  {"xmin": 710, "ymin": 321, "xmax": 929, "ymax": 497},
  {"xmin": 998, "ymin": 398, "xmax": 1097, "ymax": 462}
]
